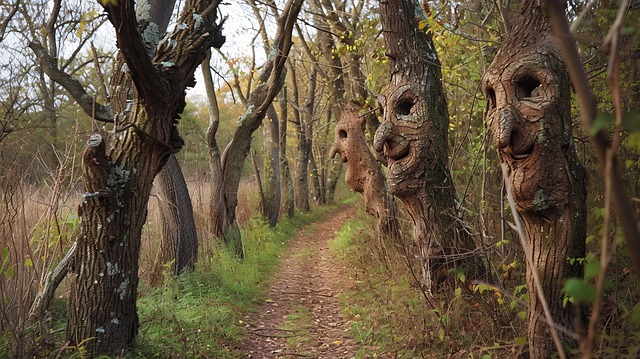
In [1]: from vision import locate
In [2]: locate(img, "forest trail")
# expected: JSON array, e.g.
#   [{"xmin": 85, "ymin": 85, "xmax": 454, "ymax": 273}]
[{"xmin": 240, "ymin": 205, "xmax": 358, "ymax": 358}]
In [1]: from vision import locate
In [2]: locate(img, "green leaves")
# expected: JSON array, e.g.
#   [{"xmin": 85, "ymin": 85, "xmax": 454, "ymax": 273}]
[
  {"xmin": 589, "ymin": 111, "xmax": 640, "ymax": 135},
  {"xmin": 563, "ymin": 278, "xmax": 596, "ymax": 304}
]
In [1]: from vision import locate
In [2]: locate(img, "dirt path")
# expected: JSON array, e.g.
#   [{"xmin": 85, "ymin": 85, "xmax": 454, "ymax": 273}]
[{"xmin": 240, "ymin": 205, "xmax": 358, "ymax": 358}]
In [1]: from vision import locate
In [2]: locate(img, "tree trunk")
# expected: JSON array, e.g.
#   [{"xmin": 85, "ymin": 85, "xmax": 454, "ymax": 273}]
[
  {"xmin": 264, "ymin": 104, "xmax": 281, "ymax": 227},
  {"xmin": 279, "ymin": 87, "xmax": 295, "ymax": 218},
  {"xmin": 292, "ymin": 67, "xmax": 315, "ymax": 212},
  {"xmin": 61, "ymin": 1, "xmax": 225, "ymax": 354},
  {"xmin": 201, "ymin": 50, "xmax": 225, "ymax": 238},
  {"xmin": 374, "ymin": 0, "xmax": 485, "ymax": 292},
  {"xmin": 482, "ymin": 1, "xmax": 586, "ymax": 356},
  {"xmin": 216, "ymin": 0, "xmax": 303, "ymax": 256},
  {"xmin": 152, "ymin": 155, "xmax": 198, "ymax": 284},
  {"xmin": 309, "ymin": 149, "xmax": 324, "ymax": 204}
]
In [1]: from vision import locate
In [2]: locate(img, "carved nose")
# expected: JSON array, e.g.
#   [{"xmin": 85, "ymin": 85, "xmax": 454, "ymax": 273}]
[
  {"xmin": 328, "ymin": 143, "xmax": 344, "ymax": 162},
  {"xmin": 373, "ymin": 121, "xmax": 394, "ymax": 154},
  {"xmin": 497, "ymin": 107, "xmax": 516, "ymax": 148}
]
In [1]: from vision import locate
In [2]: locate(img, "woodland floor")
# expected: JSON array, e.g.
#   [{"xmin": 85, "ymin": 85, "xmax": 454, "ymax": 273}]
[{"xmin": 239, "ymin": 205, "xmax": 359, "ymax": 358}]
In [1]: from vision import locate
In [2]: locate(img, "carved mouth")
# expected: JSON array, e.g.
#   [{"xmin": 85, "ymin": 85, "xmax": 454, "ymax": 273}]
[{"xmin": 384, "ymin": 141, "xmax": 410, "ymax": 162}]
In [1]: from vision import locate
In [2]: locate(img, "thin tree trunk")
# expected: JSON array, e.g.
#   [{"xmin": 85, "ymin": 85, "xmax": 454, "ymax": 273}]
[
  {"xmin": 201, "ymin": 50, "xmax": 225, "ymax": 238},
  {"xmin": 279, "ymin": 87, "xmax": 295, "ymax": 218},
  {"xmin": 265, "ymin": 105, "xmax": 281, "ymax": 227},
  {"xmin": 293, "ymin": 68, "xmax": 316, "ymax": 211}
]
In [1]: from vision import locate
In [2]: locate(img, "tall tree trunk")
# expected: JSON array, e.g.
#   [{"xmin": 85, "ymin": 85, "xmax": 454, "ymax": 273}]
[
  {"xmin": 483, "ymin": 1, "xmax": 586, "ymax": 356},
  {"xmin": 201, "ymin": 50, "xmax": 225, "ymax": 238},
  {"xmin": 374, "ymin": 0, "xmax": 485, "ymax": 292},
  {"xmin": 215, "ymin": 0, "xmax": 303, "ymax": 256},
  {"xmin": 293, "ymin": 68, "xmax": 316, "ymax": 211},
  {"xmin": 265, "ymin": 105, "xmax": 281, "ymax": 227},
  {"xmin": 152, "ymin": 155, "xmax": 198, "ymax": 283}
]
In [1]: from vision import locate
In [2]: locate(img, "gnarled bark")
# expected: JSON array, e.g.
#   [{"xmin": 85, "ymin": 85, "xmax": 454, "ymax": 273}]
[
  {"xmin": 38, "ymin": 0, "xmax": 226, "ymax": 354},
  {"xmin": 482, "ymin": 2, "xmax": 586, "ymax": 356},
  {"xmin": 374, "ymin": 0, "xmax": 485, "ymax": 292}
]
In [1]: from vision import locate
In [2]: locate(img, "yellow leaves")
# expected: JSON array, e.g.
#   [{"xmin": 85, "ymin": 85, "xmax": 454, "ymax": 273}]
[{"xmin": 98, "ymin": 0, "xmax": 119, "ymax": 6}]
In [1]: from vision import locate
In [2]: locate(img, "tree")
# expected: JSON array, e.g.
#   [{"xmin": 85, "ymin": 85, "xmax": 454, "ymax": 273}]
[
  {"xmin": 374, "ymin": 0, "xmax": 485, "ymax": 292},
  {"xmin": 482, "ymin": 1, "xmax": 587, "ymax": 356},
  {"xmin": 210, "ymin": 0, "xmax": 303, "ymax": 256},
  {"xmin": 30, "ymin": 0, "xmax": 225, "ymax": 354}
]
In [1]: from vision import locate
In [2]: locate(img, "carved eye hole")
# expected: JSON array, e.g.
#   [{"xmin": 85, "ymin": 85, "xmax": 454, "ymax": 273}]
[
  {"xmin": 515, "ymin": 75, "xmax": 542, "ymax": 99},
  {"xmin": 396, "ymin": 97, "xmax": 415, "ymax": 117},
  {"xmin": 485, "ymin": 86, "xmax": 496, "ymax": 110},
  {"xmin": 339, "ymin": 129, "xmax": 348, "ymax": 139}
]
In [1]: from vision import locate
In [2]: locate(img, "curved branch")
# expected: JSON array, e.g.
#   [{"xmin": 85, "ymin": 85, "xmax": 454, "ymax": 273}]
[{"xmin": 28, "ymin": 41, "xmax": 114, "ymax": 122}]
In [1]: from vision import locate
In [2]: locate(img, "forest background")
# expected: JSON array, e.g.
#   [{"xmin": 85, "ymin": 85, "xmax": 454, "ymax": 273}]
[{"xmin": 0, "ymin": 0, "xmax": 639, "ymax": 357}]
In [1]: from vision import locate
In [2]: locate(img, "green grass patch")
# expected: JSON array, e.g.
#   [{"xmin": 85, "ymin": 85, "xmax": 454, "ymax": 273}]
[{"xmin": 328, "ymin": 218, "xmax": 364, "ymax": 259}]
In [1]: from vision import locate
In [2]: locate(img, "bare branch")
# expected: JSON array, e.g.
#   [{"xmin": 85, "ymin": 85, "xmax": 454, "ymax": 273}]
[
  {"xmin": 0, "ymin": 0, "xmax": 20, "ymax": 42},
  {"xmin": 28, "ymin": 41, "xmax": 114, "ymax": 122}
]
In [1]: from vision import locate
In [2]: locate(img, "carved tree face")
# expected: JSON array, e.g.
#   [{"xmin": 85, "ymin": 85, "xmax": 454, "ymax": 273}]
[
  {"xmin": 483, "ymin": 50, "xmax": 572, "ymax": 213},
  {"xmin": 373, "ymin": 84, "xmax": 437, "ymax": 196},
  {"xmin": 329, "ymin": 104, "xmax": 369, "ymax": 193}
]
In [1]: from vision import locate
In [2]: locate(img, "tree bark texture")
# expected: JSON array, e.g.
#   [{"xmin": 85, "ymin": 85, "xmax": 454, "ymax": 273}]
[
  {"xmin": 482, "ymin": 2, "xmax": 586, "ymax": 356},
  {"xmin": 62, "ymin": 0, "xmax": 225, "ymax": 355},
  {"xmin": 374, "ymin": 0, "xmax": 484, "ymax": 292}
]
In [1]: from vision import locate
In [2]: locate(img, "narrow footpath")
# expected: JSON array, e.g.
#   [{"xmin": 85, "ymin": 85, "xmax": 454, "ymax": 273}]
[{"xmin": 240, "ymin": 205, "xmax": 358, "ymax": 358}]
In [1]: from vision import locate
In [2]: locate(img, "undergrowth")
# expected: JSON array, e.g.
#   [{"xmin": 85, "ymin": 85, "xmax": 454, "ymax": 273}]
[
  {"xmin": 332, "ymin": 206, "xmax": 640, "ymax": 358},
  {"xmin": 331, "ymin": 210, "xmax": 524, "ymax": 358}
]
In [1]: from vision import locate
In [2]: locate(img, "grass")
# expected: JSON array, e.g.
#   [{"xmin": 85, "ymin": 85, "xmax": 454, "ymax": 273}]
[
  {"xmin": 129, "ymin": 206, "xmax": 337, "ymax": 358},
  {"xmin": 330, "ymin": 210, "xmax": 526, "ymax": 359}
]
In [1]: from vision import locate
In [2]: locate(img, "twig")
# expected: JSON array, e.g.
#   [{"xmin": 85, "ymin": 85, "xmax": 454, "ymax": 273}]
[
  {"xmin": 500, "ymin": 164, "xmax": 566, "ymax": 359},
  {"xmin": 279, "ymin": 290, "xmax": 334, "ymax": 297}
]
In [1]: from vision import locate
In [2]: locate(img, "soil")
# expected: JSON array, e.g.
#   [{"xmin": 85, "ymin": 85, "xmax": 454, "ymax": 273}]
[{"xmin": 240, "ymin": 205, "xmax": 358, "ymax": 358}]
